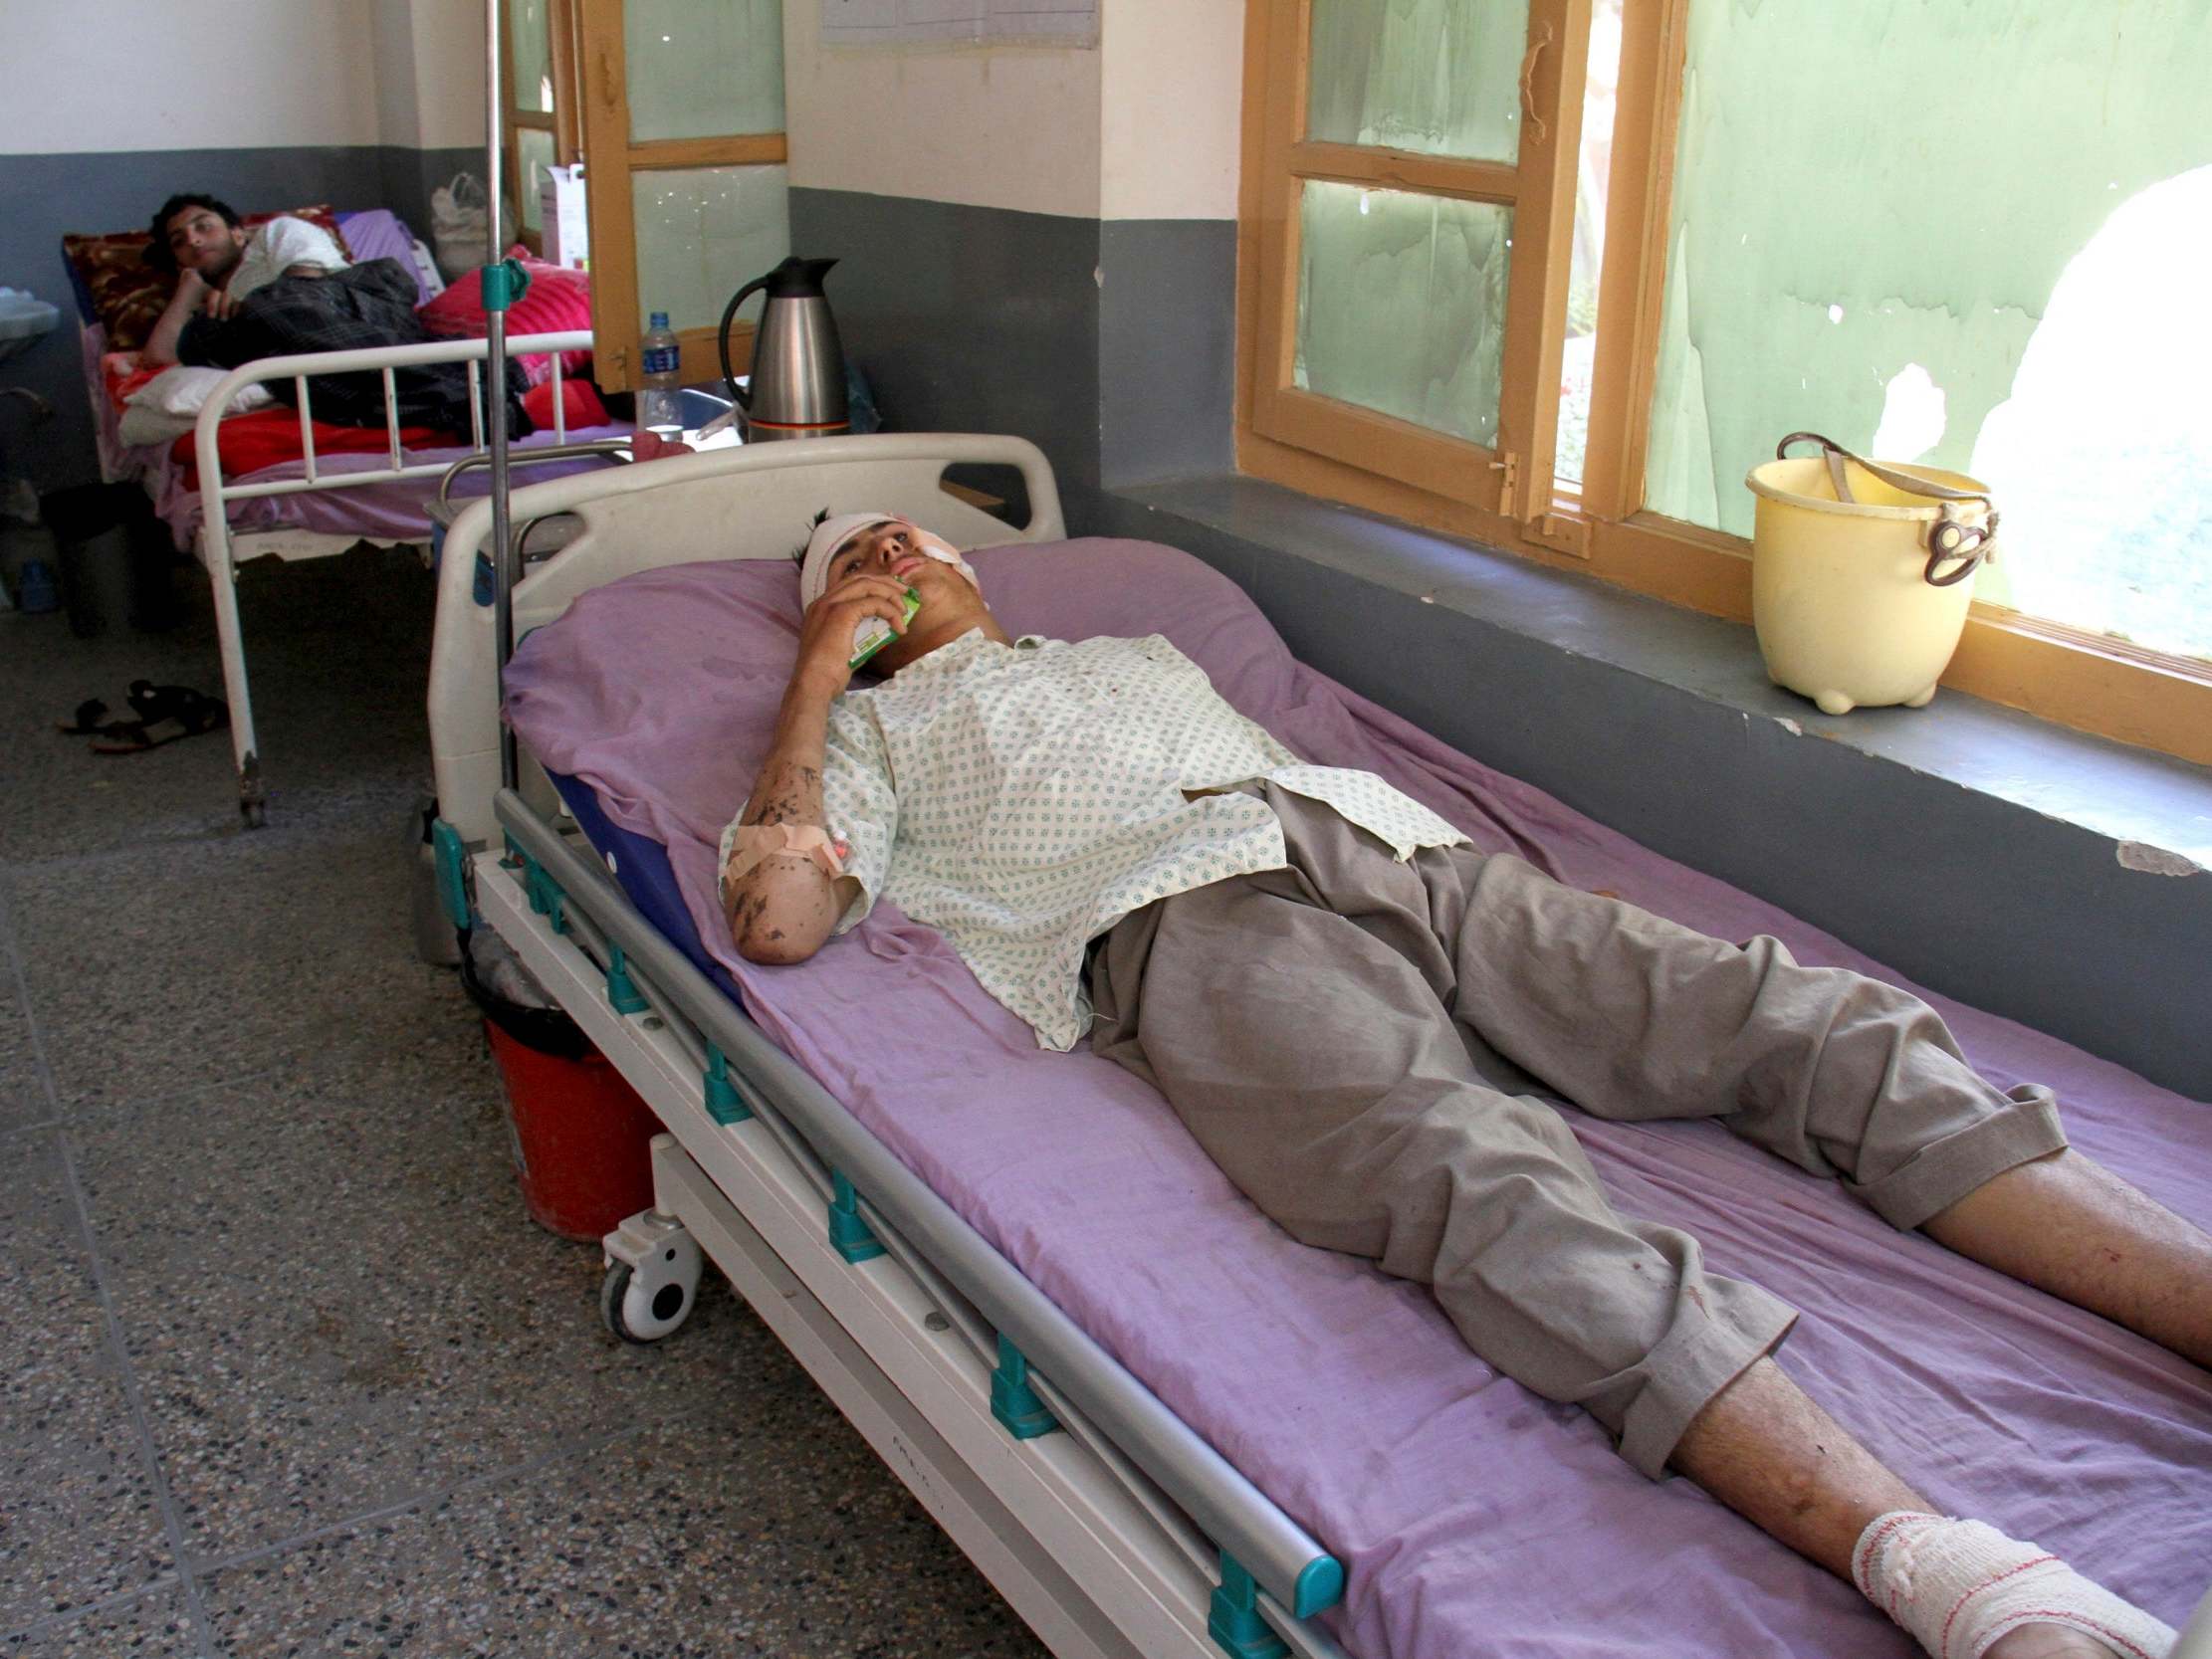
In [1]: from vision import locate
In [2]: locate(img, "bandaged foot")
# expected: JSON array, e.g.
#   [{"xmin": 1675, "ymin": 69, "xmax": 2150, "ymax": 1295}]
[{"xmin": 1854, "ymin": 1512, "xmax": 2176, "ymax": 1659}]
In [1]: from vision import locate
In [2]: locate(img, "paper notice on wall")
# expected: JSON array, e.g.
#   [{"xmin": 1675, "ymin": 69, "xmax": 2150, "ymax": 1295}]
[{"xmin": 821, "ymin": 0, "xmax": 1097, "ymax": 48}]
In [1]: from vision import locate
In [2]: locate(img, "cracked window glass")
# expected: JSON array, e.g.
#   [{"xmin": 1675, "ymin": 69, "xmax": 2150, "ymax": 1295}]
[
  {"xmin": 1307, "ymin": 0, "xmax": 1532, "ymax": 165},
  {"xmin": 510, "ymin": 0, "xmax": 553, "ymax": 113},
  {"xmin": 1645, "ymin": 0, "xmax": 2212, "ymax": 663},
  {"xmin": 1296, "ymin": 182, "xmax": 1512, "ymax": 448},
  {"xmin": 625, "ymin": 0, "xmax": 783, "ymax": 143}
]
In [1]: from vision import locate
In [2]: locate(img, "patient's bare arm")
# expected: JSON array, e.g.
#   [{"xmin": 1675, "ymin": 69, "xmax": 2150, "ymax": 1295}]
[{"xmin": 725, "ymin": 572, "xmax": 911, "ymax": 965}]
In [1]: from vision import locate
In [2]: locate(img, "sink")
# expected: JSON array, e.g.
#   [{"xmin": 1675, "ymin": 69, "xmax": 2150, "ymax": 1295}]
[{"xmin": 0, "ymin": 290, "xmax": 60, "ymax": 367}]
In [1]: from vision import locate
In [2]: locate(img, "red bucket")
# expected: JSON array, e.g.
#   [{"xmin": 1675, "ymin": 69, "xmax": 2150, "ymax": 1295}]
[{"xmin": 481, "ymin": 1018, "xmax": 659, "ymax": 1243}]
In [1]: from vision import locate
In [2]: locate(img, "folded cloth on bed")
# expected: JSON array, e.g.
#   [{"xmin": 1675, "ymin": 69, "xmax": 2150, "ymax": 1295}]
[
  {"xmin": 178, "ymin": 258, "xmax": 530, "ymax": 439},
  {"xmin": 503, "ymin": 540, "xmax": 2212, "ymax": 1659}
]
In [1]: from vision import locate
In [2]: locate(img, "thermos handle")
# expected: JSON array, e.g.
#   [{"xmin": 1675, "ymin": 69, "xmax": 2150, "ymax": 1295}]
[{"xmin": 717, "ymin": 273, "xmax": 774, "ymax": 409}]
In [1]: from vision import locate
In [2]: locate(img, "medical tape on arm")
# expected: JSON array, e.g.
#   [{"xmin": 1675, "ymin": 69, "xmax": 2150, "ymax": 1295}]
[{"xmin": 720, "ymin": 823, "xmax": 849, "ymax": 898}]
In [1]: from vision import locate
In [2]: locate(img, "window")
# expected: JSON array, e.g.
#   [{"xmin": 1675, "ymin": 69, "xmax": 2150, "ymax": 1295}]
[
  {"xmin": 1239, "ymin": 0, "xmax": 2212, "ymax": 766},
  {"xmin": 1245, "ymin": 0, "xmax": 1588, "ymax": 518},
  {"xmin": 572, "ymin": 0, "xmax": 790, "ymax": 391},
  {"xmin": 502, "ymin": 0, "xmax": 578, "ymax": 258}
]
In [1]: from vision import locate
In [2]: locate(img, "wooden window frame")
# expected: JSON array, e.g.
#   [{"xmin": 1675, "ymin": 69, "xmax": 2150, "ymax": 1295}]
[
  {"xmin": 1236, "ymin": 0, "xmax": 2212, "ymax": 767},
  {"xmin": 1246, "ymin": 0, "xmax": 1590, "ymax": 520},
  {"xmin": 574, "ymin": 0, "xmax": 787, "ymax": 392}
]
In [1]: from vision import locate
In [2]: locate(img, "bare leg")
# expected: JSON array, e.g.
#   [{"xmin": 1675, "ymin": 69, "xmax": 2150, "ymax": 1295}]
[
  {"xmin": 1673, "ymin": 1358, "xmax": 2131, "ymax": 1659},
  {"xmin": 1922, "ymin": 1148, "xmax": 2212, "ymax": 1366}
]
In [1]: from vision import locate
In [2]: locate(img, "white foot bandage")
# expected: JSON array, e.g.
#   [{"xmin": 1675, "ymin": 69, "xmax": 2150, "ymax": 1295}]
[{"xmin": 1854, "ymin": 1512, "xmax": 2176, "ymax": 1659}]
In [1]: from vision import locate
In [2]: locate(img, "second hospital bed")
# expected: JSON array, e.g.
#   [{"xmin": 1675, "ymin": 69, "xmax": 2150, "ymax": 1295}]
[
  {"xmin": 425, "ymin": 435, "xmax": 2212, "ymax": 1659},
  {"xmin": 70, "ymin": 207, "xmax": 626, "ymax": 823}
]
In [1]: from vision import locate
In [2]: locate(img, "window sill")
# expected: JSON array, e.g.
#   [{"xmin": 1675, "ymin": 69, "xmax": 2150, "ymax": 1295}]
[{"xmin": 1080, "ymin": 473, "xmax": 2212, "ymax": 1100}]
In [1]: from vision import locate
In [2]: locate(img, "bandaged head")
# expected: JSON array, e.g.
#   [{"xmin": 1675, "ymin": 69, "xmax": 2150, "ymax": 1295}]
[
  {"xmin": 797, "ymin": 513, "xmax": 979, "ymax": 612},
  {"xmin": 225, "ymin": 216, "xmax": 351, "ymax": 306}
]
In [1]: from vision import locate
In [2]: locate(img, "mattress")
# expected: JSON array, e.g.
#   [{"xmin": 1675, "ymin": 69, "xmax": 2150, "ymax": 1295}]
[{"xmin": 504, "ymin": 537, "xmax": 2212, "ymax": 1659}]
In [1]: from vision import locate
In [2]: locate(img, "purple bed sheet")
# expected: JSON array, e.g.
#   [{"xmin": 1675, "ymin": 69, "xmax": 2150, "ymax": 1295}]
[{"xmin": 503, "ymin": 538, "xmax": 2211, "ymax": 1659}]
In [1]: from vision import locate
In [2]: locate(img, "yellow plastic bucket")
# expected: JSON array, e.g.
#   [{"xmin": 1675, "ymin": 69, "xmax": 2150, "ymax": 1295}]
[{"xmin": 1745, "ymin": 433, "xmax": 1998, "ymax": 716}]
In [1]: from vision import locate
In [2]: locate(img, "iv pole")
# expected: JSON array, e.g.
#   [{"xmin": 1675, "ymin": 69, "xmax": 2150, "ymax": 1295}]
[{"xmin": 484, "ymin": 0, "xmax": 525, "ymax": 795}]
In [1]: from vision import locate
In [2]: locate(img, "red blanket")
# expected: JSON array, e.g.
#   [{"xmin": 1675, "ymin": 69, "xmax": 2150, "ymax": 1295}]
[{"xmin": 105, "ymin": 353, "xmax": 606, "ymax": 488}]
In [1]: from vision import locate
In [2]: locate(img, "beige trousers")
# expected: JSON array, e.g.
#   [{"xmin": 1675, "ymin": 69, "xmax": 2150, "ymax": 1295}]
[{"xmin": 1086, "ymin": 783, "xmax": 2067, "ymax": 1478}]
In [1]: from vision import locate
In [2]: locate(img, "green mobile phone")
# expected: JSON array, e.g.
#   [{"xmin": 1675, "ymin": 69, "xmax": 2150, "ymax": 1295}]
[{"xmin": 849, "ymin": 587, "xmax": 922, "ymax": 669}]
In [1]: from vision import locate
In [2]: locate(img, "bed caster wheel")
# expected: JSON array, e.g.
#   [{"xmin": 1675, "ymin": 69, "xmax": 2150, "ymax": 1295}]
[{"xmin": 600, "ymin": 1211, "xmax": 702, "ymax": 1344}]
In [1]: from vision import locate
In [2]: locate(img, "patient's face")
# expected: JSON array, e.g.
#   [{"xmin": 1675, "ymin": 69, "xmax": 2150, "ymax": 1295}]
[
  {"xmin": 164, "ymin": 205, "xmax": 249, "ymax": 284},
  {"xmin": 827, "ymin": 520, "xmax": 997, "ymax": 674}
]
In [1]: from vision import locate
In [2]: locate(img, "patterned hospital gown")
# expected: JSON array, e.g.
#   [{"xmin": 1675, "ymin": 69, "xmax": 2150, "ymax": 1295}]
[{"xmin": 802, "ymin": 629, "xmax": 1466, "ymax": 1051}]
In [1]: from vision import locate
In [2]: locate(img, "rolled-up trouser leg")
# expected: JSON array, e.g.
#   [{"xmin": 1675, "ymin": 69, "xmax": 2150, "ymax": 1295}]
[
  {"xmin": 1438, "ymin": 853, "xmax": 2069, "ymax": 1229},
  {"xmin": 1089, "ymin": 857, "xmax": 1796, "ymax": 1479}
]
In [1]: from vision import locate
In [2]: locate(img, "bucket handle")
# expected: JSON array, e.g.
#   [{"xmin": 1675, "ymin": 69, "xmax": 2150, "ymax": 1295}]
[{"xmin": 1776, "ymin": 432, "xmax": 1999, "ymax": 587}]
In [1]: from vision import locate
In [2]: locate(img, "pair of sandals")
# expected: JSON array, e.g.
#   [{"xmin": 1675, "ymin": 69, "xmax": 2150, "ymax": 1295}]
[{"xmin": 59, "ymin": 681, "xmax": 229, "ymax": 753}]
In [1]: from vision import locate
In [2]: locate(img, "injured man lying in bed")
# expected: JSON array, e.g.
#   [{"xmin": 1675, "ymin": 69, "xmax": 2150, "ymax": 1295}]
[
  {"xmin": 136, "ymin": 191, "xmax": 529, "ymax": 437},
  {"xmin": 720, "ymin": 512, "xmax": 2210, "ymax": 1659}
]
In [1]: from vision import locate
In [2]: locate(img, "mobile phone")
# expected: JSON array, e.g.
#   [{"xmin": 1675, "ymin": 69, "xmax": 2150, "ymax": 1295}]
[{"xmin": 849, "ymin": 587, "xmax": 922, "ymax": 669}]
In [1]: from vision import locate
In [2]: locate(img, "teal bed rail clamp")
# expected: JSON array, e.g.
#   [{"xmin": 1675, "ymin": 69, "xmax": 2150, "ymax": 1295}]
[
  {"xmin": 520, "ymin": 850, "xmax": 554, "ymax": 916},
  {"xmin": 1208, "ymin": 1554, "xmax": 1288, "ymax": 1659},
  {"xmin": 604, "ymin": 945, "xmax": 648, "ymax": 1013},
  {"xmin": 990, "ymin": 1333, "xmax": 1060, "ymax": 1440},
  {"xmin": 431, "ymin": 817, "xmax": 474, "ymax": 931},
  {"xmin": 704, "ymin": 1045, "xmax": 752, "ymax": 1124},
  {"xmin": 827, "ymin": 1169, "xmax": 885, "ymax": 1263}
]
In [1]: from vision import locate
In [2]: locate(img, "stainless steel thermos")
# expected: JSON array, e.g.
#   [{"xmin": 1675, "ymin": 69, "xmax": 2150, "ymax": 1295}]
[{"xmin": 718, "ymin": 256, "xmax": 849, "ymax": 442}]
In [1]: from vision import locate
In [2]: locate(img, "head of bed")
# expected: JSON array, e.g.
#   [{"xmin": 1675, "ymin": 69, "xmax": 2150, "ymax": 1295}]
[{"xmin": 428, "ymin": 432, "xmax": 1066, "ymax": 843}]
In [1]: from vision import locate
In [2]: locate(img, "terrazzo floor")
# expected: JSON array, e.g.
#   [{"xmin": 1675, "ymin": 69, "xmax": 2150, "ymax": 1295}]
[{"xmin": 0, "ymin": 544, "xmax": 1050, "ymax": 1657}]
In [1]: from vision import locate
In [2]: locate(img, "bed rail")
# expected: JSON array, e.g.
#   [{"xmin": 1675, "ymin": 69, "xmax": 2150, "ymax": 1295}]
[
  {"xmin": 189, "ymin": 329, "xmax": 598, "ymax": 826},
  {"xmin": 187, "ymin": 330, "xmax": 595, "ymax": 508},
  {"xmin": 495, "ymin": 788, "xmax": 1348, "ymax": 1645}
]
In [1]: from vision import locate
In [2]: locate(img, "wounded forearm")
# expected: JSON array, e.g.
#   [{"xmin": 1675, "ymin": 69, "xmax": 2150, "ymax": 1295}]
[{"xmin": 725, "ymin": 686, "xmax": 844, "ymax": 961}]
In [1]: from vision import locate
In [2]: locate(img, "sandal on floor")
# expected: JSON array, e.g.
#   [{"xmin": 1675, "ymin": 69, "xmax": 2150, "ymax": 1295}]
[
  {"xmin": 89, "ymin": 683, "xmax": 228, "ymax": 754},
  {"xmin": 56, "ymin": 698, "xmax": 110, "ymax": 734}
]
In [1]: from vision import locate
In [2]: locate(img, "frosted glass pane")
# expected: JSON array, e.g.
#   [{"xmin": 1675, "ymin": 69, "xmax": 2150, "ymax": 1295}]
[
  {"xmin": 1295, "ymin": 181, "xmax": 1510, "ymax": 448},
  {"xmin": 509, "ymin": 0, "xmax": 553, "ymax": 114},
  {"xmin": 1307, "ymin": 0, "xmax": 1528, "ymax": 164},
  {"xmin": 1647, "ymin": 0, "xmax": 2212, "ymax": 661},
  {"xmin": 632, "ymin": 164, "xmax": 790, "ymax": 334},
  {"xmin": 517, "ymin": 128, "xmax": 555, "ymax": 234},
  {"xmin": 626, "ymin": 0, "xmax": 784, "ymax": 143}
]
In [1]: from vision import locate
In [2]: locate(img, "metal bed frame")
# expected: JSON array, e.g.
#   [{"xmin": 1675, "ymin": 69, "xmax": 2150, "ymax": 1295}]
[
  {"xmin": 183, "ymin": 328, "xmax": 603, "ymax": 825},
  {"xmin": 426, "ymin": 435, "xmax": 1353, "ymax": 1659}
]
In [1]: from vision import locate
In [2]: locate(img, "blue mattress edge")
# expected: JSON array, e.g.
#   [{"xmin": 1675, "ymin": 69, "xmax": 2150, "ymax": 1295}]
[{"xmin": 546, "ymin": 770, "xmax": 746, "ymax": 1008}]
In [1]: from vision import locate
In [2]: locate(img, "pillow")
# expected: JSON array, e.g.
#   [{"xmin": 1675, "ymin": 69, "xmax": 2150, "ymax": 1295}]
[
  {"xmin": 115, "ymin": 364, "xmax": 279, "ymax": 447},
  {"xmin": 61, "ymin": 205, "xmax": 353, "ymax": 351},
  {"xmin": 502, "ymin": 538, "xmax": 1302, "ymax": 855},
  {"xmin": 417, "ymin": 245, "xmax": 593, "ymax": 385}
]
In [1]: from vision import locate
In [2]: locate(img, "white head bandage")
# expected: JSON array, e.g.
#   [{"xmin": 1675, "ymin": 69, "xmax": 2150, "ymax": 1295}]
[
  {"xmin": 226, "ymin": 216, "xmax": 351, "ymax": 306},
  {"xmin": 797, "ymin": 513, "xmax": 979, "ymax": 612}
]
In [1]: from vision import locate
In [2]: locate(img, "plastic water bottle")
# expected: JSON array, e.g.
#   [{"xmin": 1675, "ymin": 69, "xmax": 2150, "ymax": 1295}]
[{"xmin": 636, "ymin": 311, "xmax": 683, "ymax": 438}]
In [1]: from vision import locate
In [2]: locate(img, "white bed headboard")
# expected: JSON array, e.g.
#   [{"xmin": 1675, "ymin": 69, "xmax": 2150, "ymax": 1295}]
[{"xmin": 427, "ymin": 431, "xmax": 1065, "ymax": 842}]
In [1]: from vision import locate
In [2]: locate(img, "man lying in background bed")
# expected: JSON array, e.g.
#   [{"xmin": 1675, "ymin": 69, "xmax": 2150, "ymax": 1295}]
[
  {"xmin": 136, "ymin": 191, "xmax": 529, "ymax": 438},
  {"xmin": 722, "ymin": 512, "xmax": 2209, "ymax": 1659}
]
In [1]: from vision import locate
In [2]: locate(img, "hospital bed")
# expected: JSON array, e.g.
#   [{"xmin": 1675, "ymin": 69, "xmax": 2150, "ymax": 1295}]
[
  {"xmin": 424, "ymin": 435, "xmax": 2212, "ymax": 1659},
  {"xmin": 68, "ymin": 208, "xmax": 627, "ymax": 823}
]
